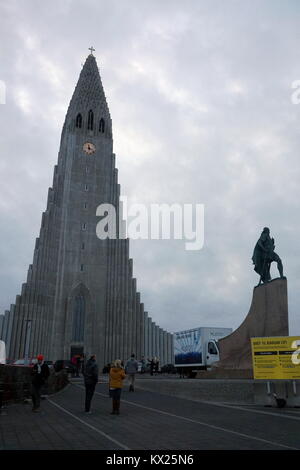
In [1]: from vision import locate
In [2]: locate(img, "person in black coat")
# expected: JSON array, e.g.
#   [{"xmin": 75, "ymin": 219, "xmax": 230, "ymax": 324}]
[
  {"xmin": 83, "ymin": 355, "xmax": 98, "ymax": 413},
  {"xmin": 31, "ymin": 354, "xmax": 50, "ymax": 412},
  {"xmin": 149, "ymin": 358, "xmax": 155, "ymax": 376}
]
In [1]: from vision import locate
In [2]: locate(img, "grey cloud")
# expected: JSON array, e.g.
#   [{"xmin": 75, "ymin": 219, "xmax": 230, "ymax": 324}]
[{"xmin": 0, "ymin": 0, "xmax": 300, "ymax": 337}]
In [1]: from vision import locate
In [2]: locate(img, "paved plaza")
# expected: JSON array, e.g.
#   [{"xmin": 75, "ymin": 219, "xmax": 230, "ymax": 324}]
[{"xmin": 0, "ymin": 377, "xmax": 299, "ymax": 451}]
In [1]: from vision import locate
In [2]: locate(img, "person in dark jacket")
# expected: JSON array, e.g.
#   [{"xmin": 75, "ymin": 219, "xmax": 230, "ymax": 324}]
[
  {"xmin": 154, "ymin": 356, "xmax": 159, "ymax": 374},
  {"xmin": 80, "ymin": 354, "xmax": 85, "ymax": 375},
  {"xmin": 149, "ymin": 357, "xmax": 155, "ymax": 376},
  {"xmin": 75, "ymin": 355, "xmax": 81, "ymax": 377},
  {"xmin": 31, "ymin": 354, "xmax": 50, "ymax": 412},
  {"xmin": 83, "ymin": 354, "xmax": 98, "ymax": 413}
]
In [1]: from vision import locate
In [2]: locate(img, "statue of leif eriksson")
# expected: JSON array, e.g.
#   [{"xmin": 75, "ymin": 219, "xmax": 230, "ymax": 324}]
[{"xmin": 252, "ymin": 227, "xmax": 284, "ymax": 285}]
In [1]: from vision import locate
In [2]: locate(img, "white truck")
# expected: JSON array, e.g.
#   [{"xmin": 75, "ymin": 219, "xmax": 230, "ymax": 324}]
[
  {"xmin": 0, "ymin": 340, "xmax": 6, "ymax": 364},
  {"xmin": 174, "ymin": 327, "xmax": 232, "ymax": 376}
]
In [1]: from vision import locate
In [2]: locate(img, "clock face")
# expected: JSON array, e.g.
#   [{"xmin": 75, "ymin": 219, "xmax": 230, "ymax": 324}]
[{"xmin": 83, "ymin": 142, "xmax": 96, "ymax": 155}]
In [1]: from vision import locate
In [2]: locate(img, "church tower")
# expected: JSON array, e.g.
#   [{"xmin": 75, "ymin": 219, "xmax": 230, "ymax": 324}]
[{"xmin": 4, "ymin": 51, "xmax": 174, "ymax": 367}]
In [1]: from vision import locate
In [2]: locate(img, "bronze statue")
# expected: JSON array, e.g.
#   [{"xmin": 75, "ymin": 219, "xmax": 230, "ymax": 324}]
[{"xmin": 252, "ymin": 227, "xmax": 284, "ymax": 285}]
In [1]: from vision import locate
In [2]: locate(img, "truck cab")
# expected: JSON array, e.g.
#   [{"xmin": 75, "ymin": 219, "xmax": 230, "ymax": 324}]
[{"xmin": 206, "ymin": 339, "xmax": 219, "ymax": 366}]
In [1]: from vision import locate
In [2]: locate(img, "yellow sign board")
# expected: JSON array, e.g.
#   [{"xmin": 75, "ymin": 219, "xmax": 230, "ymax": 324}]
[{"xmin": 251, "ymin": 336, "xmax": 300, "ymax": 380}]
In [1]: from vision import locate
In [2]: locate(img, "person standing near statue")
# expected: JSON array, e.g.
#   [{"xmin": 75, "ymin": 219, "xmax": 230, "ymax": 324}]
[
  {"xmin": 252, "ymin": 227, "xmax": 284, "ymax": 285},
  {"xmin": 31, "ymin": 354, "xmax": 50, "ymax": 412},
  {"xmin": 83, "ymin": 354, "xmax": 98, "ymax": 414}
]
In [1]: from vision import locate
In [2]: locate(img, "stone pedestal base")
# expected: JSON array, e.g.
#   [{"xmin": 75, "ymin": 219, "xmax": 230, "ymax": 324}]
[{"xmin": 213, "ymin": 278, "xmax": 289, "ymax": 371}]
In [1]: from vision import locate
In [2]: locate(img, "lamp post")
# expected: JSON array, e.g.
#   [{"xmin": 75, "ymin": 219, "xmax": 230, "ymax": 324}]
[{"xmin": 24, "ymin": 320, "xmax": 32, "ymax": 366}]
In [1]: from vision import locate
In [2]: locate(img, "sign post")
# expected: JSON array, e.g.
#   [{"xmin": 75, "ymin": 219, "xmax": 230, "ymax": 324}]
[{"xmin": 24, "ymin": 320, "xmax": 32, "ymax": 366}]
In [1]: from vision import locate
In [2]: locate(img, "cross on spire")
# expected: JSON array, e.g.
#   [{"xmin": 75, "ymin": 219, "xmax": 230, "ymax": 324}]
[{"xmin": 89, "ymin": 46, "xmax": 95, "ymax": 55}]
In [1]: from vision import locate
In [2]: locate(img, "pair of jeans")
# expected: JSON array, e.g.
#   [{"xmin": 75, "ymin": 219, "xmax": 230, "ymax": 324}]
[
  {"xmin": 128, "ymin": 374, "xmax": 136, "ymax": 387},
  {"xmin": 31, "ymin": 383, "xmax": 42, "ymax": 409},
  {"xmin": 85, "ymin": 383, "xmax": 96, "ymax": 412}
]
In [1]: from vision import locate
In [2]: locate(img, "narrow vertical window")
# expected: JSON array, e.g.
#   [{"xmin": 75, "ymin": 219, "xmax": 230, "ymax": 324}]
[
  {"xmin": 72, "ymin": 294, "xmax": 85, "ymax": 341},
  {"xmin": 99, "ymin": 118, "xmax": 105, "ymax": 133},
  {"xmin": 84, "ymin": 202, "xmax": 88, "ymax": 209},
  {"xmin": 82, "ymin": 223, "xmax": 87, "ymax": 231},
  {"xmin": 81, "ymin": 243, "xmax": 85, "ymax": 250},
  {"xmin": 87, "ymin": 110, "xmax": 94, "ymax": 130},
  {"xmin": 80, "ymin": 264, "xmax": 84, "ymax": 272},
  {"xmin": 76, "ymin": 113, "xmax": 82, "ymax": 128},
  {"xmin": 85, "ymin": 184, "xmax": 88, "ymax": 191}
]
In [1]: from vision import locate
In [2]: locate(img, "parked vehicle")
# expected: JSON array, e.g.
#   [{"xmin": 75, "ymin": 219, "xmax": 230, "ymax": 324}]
[
  {"xmin": 44, "ymin": 360, "xmax": 54, "ymax": 369},
  {"xmin": 54, "ymin": 360, "xmax": 76, "ymax": 374},
  {"xmin": 0, "ymin": 340, "xmax": 6, "ymax": 365},
  {"xmin": 102, "ymin": 364, "xmax": 111, "ymax": 374},
  {"xmin": 12, "ymin": 358, "xmax": 38, "ymax": 367},
  {"xmin": 174, "ymin": 327, "xmax": 232, "ymax": 377}
]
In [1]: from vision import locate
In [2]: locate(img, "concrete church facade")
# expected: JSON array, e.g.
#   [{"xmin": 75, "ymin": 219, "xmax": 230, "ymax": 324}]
[{"xmin": 1, "ymin": 52, "xmax": 174, "ymax": 367}]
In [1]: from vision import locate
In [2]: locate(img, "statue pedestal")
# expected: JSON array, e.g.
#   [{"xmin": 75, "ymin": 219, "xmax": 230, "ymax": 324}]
[{"xmin": 214, "ymin": 278, "xmax": 289, "ymax": 371}]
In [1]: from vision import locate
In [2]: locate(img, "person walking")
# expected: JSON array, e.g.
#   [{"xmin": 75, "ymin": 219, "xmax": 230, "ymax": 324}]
[
  {"xmin": 140, "ymin": 355, "xmax": 146, "ymax": 374},
  {"xmin": 125, "ymin": 353, "xmax": 139, "ymax": 391},
  {"xmin": 154, "ymin": 357, "xmax": 159, "ymax": 374},
  {"xmin": 83, "ymin": 354, "xmax": 98, "ymax": 414},
  {"xmin": 109, "ymin": 359, "xmax": 125, "ymax": 415},
  {"xmin": 75, "ymin": 355, "xmax": 81, "ymax": 377},
  {"xmin": 80, "ymin": 354, "xmax": 85, "ymax": 375},
  {"xmin": 149, "ymin": 357, "xmax": 155, "ymax": 376},
  {"xmin": 31, "ymin": 354, "xmax": 50, "ymax": 412},
  {"xmin": 71, "ymin": 355, "xmax": 77, "ymax": 377}
]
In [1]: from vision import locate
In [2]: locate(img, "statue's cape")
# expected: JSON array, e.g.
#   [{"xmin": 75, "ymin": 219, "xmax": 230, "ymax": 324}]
[{"xmin": 252, "ymin": 241, "xmax": 267, "ymax": 275}]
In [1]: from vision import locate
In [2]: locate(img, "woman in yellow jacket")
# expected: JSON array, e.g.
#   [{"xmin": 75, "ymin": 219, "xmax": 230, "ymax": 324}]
[{"xmin": 109, "ymin": 359, "xmax": 126, "ymax": 415}]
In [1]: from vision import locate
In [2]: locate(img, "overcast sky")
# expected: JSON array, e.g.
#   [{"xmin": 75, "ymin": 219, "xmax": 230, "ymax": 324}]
[{"xmin": 0, "ymin": 0, "xmax": 300, "ymax": 336}]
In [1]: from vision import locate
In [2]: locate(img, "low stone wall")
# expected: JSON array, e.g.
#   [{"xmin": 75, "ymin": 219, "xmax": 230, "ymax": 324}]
[
  {"xmin": 196, "ymin": 369, "xmax": 253, "ymax": 379},
  {"xmin": 0, "ymin": 365, "xmax": 68, "ymax": 404},
  {"xmin": 136, "ymin": 378, "xmax": 255, "ymax": 404}
]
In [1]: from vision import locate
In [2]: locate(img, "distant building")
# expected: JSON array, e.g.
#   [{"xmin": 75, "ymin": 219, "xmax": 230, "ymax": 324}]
[{"xmin": 3, "ymin": 52, "xmax": 173, "ymax": 367}]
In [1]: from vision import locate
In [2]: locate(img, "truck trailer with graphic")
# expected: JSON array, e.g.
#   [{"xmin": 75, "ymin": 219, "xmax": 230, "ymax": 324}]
[{"xmin": 174, "ymin": 327, "xmax": 232, "ymax": 375}]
